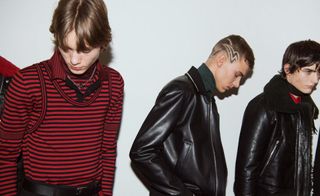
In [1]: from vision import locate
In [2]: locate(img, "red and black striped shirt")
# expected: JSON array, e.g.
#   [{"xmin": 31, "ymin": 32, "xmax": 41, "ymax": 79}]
[{"xmin": 0, "ymin": 51, "xmax": 124, "ymax": 196}]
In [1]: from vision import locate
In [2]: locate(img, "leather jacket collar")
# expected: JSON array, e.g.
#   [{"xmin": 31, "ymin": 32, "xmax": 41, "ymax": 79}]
[{"xmin": 185, "ymin": 66, "xmax": 206, "ymax": 94}]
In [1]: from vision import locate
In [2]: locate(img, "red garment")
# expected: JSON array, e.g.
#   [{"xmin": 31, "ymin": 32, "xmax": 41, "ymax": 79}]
[
  {"xmin": 0, "ymin": 56, "xmax": 20, "ymax": 77},
  {"xmin": 0, "ymin": 51, "xmax": 124, "ymax": 196},
  {"xmin": 289, "ymin": 93, "xmax": 301, "ymax": 104}
]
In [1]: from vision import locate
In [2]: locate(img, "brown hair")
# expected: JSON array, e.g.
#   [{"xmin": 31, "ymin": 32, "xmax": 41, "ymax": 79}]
[
  {"xmin": 209, "ymin": 35, "xmax": 255, "ymax": 69},
  {"xmin": 280, "ymin": 40, "xmax": 320, "ymax": 77},
  {"xmin": 50, "ymin": 0, "xmax": 111, "ymax": 52}
]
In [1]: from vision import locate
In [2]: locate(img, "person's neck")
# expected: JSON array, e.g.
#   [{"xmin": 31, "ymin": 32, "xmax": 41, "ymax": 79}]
[
  {"xmin": 204, "ymin": 58, "xmax": 217, "ymax": 78},
  {"xmin": 286, "ymin": 79, "xmax": 306, "ymax": 97}
]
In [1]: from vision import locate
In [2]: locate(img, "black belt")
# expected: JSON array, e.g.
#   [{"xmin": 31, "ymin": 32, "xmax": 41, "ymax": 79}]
[{"xmin": 22, "ymin": 178, "xmax": 101, "ymax": 196}]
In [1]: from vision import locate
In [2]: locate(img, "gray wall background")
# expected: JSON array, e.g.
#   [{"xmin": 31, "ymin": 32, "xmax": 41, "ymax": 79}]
[{"xmin": 1, "ymin": 0, "xmax": 320, "ymax": 195}]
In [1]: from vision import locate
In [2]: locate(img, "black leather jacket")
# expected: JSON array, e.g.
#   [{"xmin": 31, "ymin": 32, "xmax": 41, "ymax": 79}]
[
  {"xmin": 130, "ymin": 67, "xmax": 227, "ymax": 196},
  {"xmin": 0, "ymin": 74, "xmax": 11, "ymax": 116},
  {"xmin": 234, "ymin": 75, "xmax": 318, "ymax": 196}
]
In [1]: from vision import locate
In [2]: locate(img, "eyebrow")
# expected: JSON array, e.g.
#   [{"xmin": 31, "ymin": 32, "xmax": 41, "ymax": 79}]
[
  {"xmin": 236, "ymin": 71, "xmax": 244, "ymax": 77},
  {"xmin": 301, "ymin": 67, "xmax": 317, "ymax": 72}
]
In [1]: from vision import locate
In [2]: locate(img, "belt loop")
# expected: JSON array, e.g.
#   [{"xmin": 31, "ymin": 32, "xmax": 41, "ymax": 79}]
[{"xmin": 76, "ymin": 186, "xmax": 86, "ymax": 195}]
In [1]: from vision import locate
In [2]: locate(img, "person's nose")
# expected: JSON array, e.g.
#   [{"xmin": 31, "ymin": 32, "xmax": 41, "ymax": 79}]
[
  {"xmin": 70, "ymin": 51, "xmax": 81, "ymax": 65},
  {"xmin": 310, "ymin": 72, "xmax": 319, "ymax": 88},
  {"xmin": 233, "ymin": 78, "xmax": 241, "ymax": 88}
]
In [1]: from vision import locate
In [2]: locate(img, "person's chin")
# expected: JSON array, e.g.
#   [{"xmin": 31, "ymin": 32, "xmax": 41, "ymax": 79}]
[
  {"xmin": 70, "ymin": 70, "xmax": 85, "ymax": 75},
  {"xmin": 217, "ymin": 88, "xmax": 226, "ymax": 93},
  {"xmin": 301, "ymin": 88, "xmax": 313, "ymax": 94},
  {"xmin": 306, "ymin": 90, "xmax": 314, "ymax": 94}
]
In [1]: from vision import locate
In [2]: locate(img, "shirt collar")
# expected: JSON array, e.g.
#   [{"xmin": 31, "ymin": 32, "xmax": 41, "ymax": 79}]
[
  {"xmin": 289, "ymin": 93, "xmax": 301, "ymax": 104},
  {"xmin": 197, "ymin": 63, "xmax": 216, "ymax": 95}
]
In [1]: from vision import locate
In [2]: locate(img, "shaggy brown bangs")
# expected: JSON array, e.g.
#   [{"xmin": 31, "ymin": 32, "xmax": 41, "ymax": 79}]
[{"xmin": 50, "ymin": 0, "xmax": 112, "ymax": 52}]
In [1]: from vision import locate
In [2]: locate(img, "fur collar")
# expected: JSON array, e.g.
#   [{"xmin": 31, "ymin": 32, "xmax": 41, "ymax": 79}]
[{"xmin": 264, "ymin": 74, "xmax": 318, "ymax": 119}]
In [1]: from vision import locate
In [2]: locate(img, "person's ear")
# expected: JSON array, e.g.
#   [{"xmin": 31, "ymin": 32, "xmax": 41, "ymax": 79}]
[
  {"xmin": 100, "ymin": 45, "xmax": 107, "ymax": 51},
  {"xmin": 216, "ymin": 52, "xmax": 227, "ymax": 67},
  {"xmin": 284, "ymin": 63, "xmax": 291, "ymax": 75}
]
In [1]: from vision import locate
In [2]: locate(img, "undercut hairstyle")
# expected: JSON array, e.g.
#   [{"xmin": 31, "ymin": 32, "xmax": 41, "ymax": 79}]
[
  {"xmin": 50, "ymin": 0, "xmax": 111, "ymax": 52},
  {"xmin": 209, "ymin": 35, "xmax": 255, "ymax": 69},
  {"xmin": 280, "ymin": 40, "xmax": 320, "ymax": 77}
]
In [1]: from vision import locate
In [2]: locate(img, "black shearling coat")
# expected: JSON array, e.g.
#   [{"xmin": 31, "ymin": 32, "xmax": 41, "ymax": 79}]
[{"xmin": 234, "ymin": 75, "xmax": 318, "ymax": 196}]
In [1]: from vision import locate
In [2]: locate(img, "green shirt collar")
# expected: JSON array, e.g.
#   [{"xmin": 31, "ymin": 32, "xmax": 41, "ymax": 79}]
[{"xmin": 198, "ymin": 63, "xmax": 216, "ymax": 96}]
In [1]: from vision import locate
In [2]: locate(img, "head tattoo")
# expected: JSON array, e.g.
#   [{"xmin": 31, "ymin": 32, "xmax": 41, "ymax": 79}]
[{"xmin": 223, "ymin": 39, "xmax": 240, "ymax": 63}]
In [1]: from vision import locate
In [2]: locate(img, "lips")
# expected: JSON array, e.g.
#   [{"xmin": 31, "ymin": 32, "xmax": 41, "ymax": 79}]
[
  {"xmin": 70, "ymin": 66, "xmax": 82, "ymax": 71},
  {"xmin": 225, "ymin": 86, "xmax": 232, "ymax": 90},
  {"xmin": 306, "ymin": 85, "xmax": 315, "ymax": 89}
]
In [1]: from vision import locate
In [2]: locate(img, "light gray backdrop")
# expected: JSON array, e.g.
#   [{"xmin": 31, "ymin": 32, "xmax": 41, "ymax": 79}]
[{"xmin": 1, "ymin": 0, "xmax": 320, "ymax": 195}]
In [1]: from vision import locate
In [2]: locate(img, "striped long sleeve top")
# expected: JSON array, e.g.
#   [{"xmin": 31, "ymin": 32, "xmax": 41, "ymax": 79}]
[{"xmin": 0, "ymin": 51, "xmax": 124, "ymax": 195}]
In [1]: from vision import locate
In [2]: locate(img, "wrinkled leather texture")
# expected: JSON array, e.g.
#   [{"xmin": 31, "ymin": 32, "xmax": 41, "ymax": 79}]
[
  {"xmin": 0, "ymin": 75, "xmax": 11, "ymax": 116},
  {"xmin": 234, "ymin": 75, "xmax": 317, "ymax": 196},
  {"xmin": 130, "ymin": 67, "xmax": 227, "ymax": 196}
]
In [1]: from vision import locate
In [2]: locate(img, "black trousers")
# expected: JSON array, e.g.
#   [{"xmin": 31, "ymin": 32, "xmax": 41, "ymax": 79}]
[
  {"xmin": 18, "ymin": 189, "xmax": 99, "ymax": 196},
  {"xmin": 18, "ymin": 178, "xmax": 100, "ymax": 196}
]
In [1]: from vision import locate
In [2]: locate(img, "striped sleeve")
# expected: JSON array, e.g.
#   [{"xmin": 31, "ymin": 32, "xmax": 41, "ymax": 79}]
[
  {"xmin": 0, "ymin": 71, "xmax": 32, "ymax": 196},
  {"xmin": 101, "ymin": 68, "xmax": 124, "ymax": 195}
]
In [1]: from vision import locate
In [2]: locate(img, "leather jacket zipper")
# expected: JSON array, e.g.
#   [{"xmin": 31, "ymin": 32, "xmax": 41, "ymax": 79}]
[
  {"xmin": 209, "ymin": 99, "xmax": 218, "ymax": 196},
  {"xmin": 260, "ymin": 139, "xmax": 280, "ymax": 176}
]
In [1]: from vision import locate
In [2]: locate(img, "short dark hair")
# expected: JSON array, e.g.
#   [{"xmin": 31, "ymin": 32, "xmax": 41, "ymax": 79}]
[
  {"xmin": 209, "ymin": 35, "xmax": 255, "ymax": 69},
  {"xmin": 280, "ymin": 40, "xmax": 320, "ymax": 77},
  {"xmin": 50, "ymin": 0, "xmax": 112, "ymax": 52}
]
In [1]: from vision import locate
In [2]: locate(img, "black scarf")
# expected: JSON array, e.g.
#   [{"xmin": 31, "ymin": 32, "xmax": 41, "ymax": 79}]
[
  {"xmin": 65, "ymin": 78, "xmax": 101, "ymax": 102},
  {"xmin": 264, "ymin": 75, "xmax": 318, "ymax": 118}
]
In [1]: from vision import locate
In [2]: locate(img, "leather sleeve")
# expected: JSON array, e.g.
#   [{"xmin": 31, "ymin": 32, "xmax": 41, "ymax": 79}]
[
  {"xmin": 0, "ymin": 75, "xmax": 11, "ymax": 116},
  {"xmin": 234, "ymin": 96, "xmax": 275, "ymax": 196},
  {"xmin": 130, "ymin": 86, "xmax": 193, "ymax": 196},
  {"xmin": 313, "ymin": 134, "xmax": 320, "ymax": 195},
  {"xmin": 0, "ymin": 75, "xmax": 4, "ymax": 114}
]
